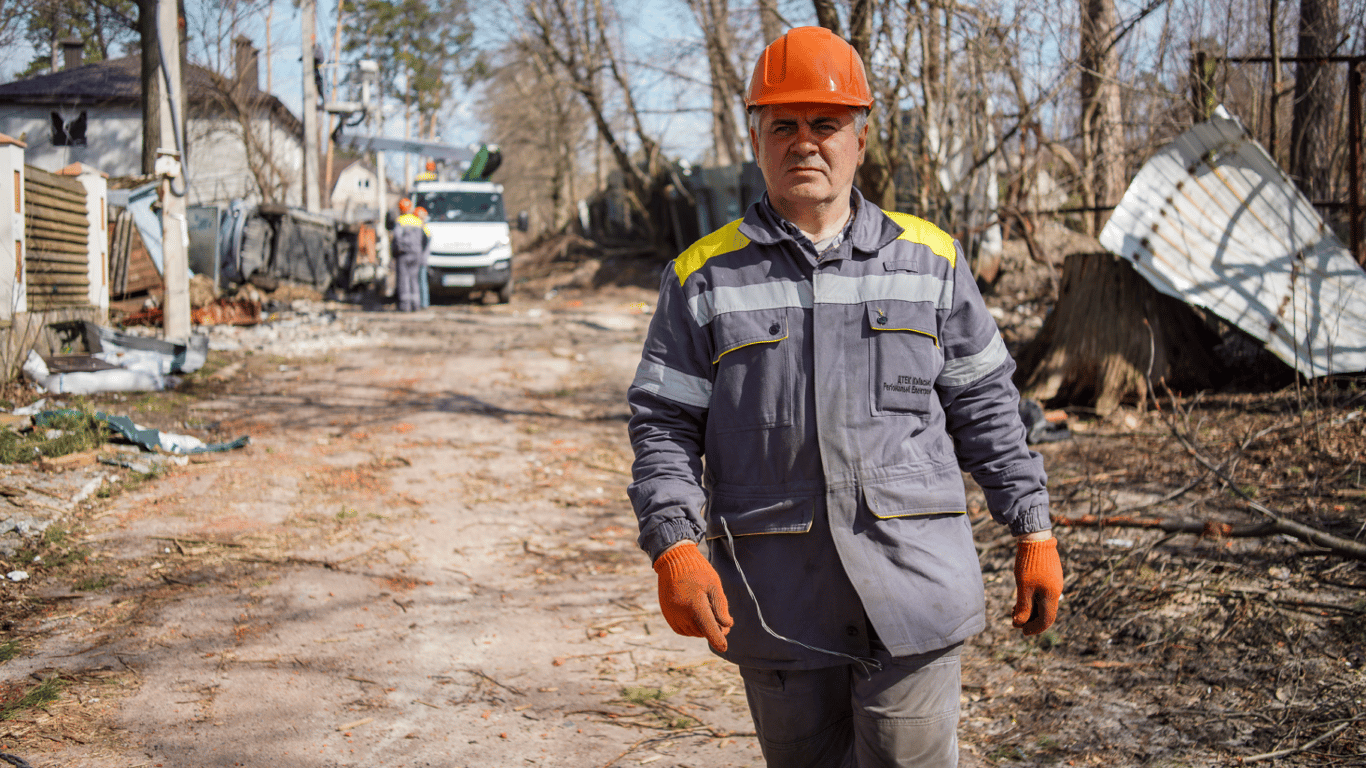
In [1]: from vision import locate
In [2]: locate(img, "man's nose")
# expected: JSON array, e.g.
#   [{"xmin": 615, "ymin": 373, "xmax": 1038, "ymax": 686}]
[{"xmin": 791, "ymin": 125, "xmax": 819, "ymax": 153}]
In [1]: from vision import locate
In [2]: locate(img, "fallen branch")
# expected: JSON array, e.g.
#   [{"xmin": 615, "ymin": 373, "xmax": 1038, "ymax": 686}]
[
  {"xmin": 452, "ymin": 668, "xmax": 525, "ymax": 696},
  {"xmin": 148, "ymin": 536, "xmax": 244, "ymax": 548},
  {"xmin": 600, "ymin": 734, "xmax": 650, "ymax": 768},
  {"xmin": 1058, "ymin": 508, "xmax": 1366, "ymax": 561},
  {"xmin": 1054, "ymin": 514, "xmax": 1276, "ymax": 538},
  {"xmin": 1154, "ymin": 384, "xmax": 1366, "ymax": 562},
  {"xmin": 1240, "ymin": 714, "xmax": 1365, "ymax": 762}
]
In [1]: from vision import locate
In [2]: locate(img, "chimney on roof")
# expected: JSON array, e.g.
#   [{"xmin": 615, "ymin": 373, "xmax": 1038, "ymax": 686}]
[
  {"xmin": 234, "ymin": 35, "xmax": 260, "ymax": 92},
  {"xmin": 61, "ymin": 38, "xmax": 83, "ymax": 70}
]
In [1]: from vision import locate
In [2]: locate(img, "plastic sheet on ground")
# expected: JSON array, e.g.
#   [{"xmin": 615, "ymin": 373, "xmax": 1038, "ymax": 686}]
[
  {"xmin": 35, "ymin": 410, "xmax": 250, "ymax": 455},
  {"xmin": 23, "ymin": 351, "xmax": 171, "ymax": 395},
  {"xmin": 84, "ymin": 323, "xmax": 208, "ymax": 374}
]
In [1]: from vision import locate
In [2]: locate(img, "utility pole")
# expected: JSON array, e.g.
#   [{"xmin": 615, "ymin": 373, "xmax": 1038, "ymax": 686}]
[
  {"xmin": 156, "ymin": 0, "xmax": 190, "ymax": 340},
  {"xmin": 323, "ymin": 0, "xmax": 345, "ymax": 210},
  {"xmin": 137, "ymin": 0, "xmax": 164, "ymax": 174},
  {"xmin": 301, "ymin": 0, "xmax": 321, "ymax": 212}
]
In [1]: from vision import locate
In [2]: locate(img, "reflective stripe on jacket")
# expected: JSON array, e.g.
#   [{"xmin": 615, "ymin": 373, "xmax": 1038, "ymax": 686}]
[{"xmin": 626, "ymin": 190, "xmax": 1050, "ymax": 667}]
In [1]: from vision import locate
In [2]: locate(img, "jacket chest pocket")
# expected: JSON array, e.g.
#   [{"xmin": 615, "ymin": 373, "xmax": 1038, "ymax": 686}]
[
  {"xmin": 709, "ymin": 310, "xmax": 795, "ymax": 434},
  {"xmin": 866, "ymin": 303, "xmax": 943, "ymax": 416}
]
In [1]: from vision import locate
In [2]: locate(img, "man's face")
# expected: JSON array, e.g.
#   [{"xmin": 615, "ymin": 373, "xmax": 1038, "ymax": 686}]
[{"xmin": 750, "ymin": 102, "xmax": 867, "ymax": 220}]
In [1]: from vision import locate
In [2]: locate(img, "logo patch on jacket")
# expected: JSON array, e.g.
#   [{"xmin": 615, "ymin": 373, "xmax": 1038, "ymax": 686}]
[{"xmin": 884, "ymin": 375, "xmax": 933, "ymax": 396}]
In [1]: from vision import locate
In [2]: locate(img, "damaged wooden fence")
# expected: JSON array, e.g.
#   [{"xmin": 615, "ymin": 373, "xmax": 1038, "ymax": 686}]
[
  {"xmin": 0, "ymin": 141, "xmax": 109, "ymax": 382},
  {"xmin": 24, "ymin": 165, "xmax": 91, "ymax": 310}
]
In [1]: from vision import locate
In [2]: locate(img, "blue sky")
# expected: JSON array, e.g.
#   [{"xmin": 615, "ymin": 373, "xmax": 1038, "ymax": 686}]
[{"xmin": 0, "ymin": 0, "xmax": 821, "ymax": 172}]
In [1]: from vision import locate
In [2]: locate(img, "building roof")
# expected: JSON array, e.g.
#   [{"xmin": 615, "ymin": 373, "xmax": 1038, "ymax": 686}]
[{"xmin": 0, "ymin": 55, "xmax": 302, "ymax": 136}]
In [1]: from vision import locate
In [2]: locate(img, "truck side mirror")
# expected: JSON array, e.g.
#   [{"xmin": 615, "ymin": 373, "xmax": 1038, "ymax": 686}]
[{"xmin": 517, "ymin": 210, "xmax": 529, "ymax": 232}]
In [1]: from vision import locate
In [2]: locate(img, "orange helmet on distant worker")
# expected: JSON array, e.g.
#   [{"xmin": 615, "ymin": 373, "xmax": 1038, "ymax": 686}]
[
  {"xmin": 414, "ymin": 206, "xmax": 428, "ymax": 219},
  {"xmin": 398, "ymin": 197, "xmax": 413, "ymax": 214},
  {"xmin": 426, "ymin": 160, "xmax": 436, "ymax": 172},
  {"xmin": 745, "ymin": 27, "xmax": 873, "ymax": 109}
]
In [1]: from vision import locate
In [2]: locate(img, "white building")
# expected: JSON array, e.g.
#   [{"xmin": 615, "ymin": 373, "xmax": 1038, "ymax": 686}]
[
  {"xmin": 330, "ymin": 158, "xmax": 399, "ymax": 222},
  {"xmin": 0, "ymin": 38, "xmax": 305, "ymax": 208}
]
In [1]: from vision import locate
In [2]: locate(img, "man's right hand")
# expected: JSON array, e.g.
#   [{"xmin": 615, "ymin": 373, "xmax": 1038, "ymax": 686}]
[{"xmin": 653, "ymin": 542, "xmax": 733, "ymax": 652}]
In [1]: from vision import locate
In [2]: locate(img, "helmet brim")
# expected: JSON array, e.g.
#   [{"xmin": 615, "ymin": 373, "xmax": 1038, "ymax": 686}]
[{"xmin": 747, "ymin": 91, "xmax": 873, "ymax": 108}]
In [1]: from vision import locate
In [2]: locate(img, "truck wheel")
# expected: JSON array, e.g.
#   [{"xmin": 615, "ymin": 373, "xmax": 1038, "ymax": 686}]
[{"xmin": 496, "ymin": 281, "xmax": 512, "ymax": 304}]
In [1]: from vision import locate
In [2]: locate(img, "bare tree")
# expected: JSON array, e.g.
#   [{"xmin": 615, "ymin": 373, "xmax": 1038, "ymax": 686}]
[
  {"xmin": 184, "ymin": 0, "xmax": 298, "ymax": 202},
  {"xmin": 523, "ymin": 0, "xmax": 667, "ymax": 237},
  {"xmin": 1077, "ymin": 0, "xmax": 1125, "ymax": 235},
  {"xmin": 0, "ymin": 0, "xmax": 35, "ymax": 57},
  {"xmin": 756, "ymin": 0, "xmax": 782, "ymax": 43},
  {"xmin": 687, "ymin": 0, "xmax": 748, "ymax": 167},
  {"xmin": 1290, "ymin": 0, "xmax": 1341, "ymax": 202},
  {"xmin": 479, "ymin": 41, "xmax": 591, "ymax": 233}
]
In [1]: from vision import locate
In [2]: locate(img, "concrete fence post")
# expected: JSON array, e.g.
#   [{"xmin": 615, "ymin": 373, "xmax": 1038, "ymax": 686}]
[
  {"xmin": 0, "ymin": 134, "xmax": 25, "ymax": 320},
  {"xmin": 59, "ymin": 162, "xmax": 109, "ymax": 320}
]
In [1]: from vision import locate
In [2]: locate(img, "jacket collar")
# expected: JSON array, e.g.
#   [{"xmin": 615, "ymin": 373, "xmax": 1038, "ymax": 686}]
[{"xmin": 738, "ymin": 187, "xmax": 904, "ymax": 259}]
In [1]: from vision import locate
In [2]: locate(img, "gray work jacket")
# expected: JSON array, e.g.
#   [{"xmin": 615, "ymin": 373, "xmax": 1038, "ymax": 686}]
[{"xmin": 627, "ymin": 191, "xmax": 1050, "ymax": 669}]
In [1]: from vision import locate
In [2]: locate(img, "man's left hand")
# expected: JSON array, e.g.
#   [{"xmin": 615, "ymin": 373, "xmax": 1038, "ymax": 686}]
[{"xmin": 1012, "ymin": 534, "xmax": 1063, "ymax": 636}]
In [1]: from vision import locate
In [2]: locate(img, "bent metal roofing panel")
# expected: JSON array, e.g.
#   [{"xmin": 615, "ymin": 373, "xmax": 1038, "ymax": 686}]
[{"xmin": 1099, "ymin": 106, "xmax": 1366, "ymax": 378}]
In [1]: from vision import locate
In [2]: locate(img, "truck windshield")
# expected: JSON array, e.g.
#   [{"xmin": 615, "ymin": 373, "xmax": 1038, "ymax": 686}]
[{"xmin": 413, "ymin": 191, "xmax": 505, "ymax": 223}]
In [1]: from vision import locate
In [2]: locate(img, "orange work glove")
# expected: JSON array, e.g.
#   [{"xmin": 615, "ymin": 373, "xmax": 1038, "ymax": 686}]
[
  {"xmin": 1012, "ymin": 537, "xmax": 1064, "ymax": 636},
  {"xmin": 653, "ymin": 542, "xmax": 733, "ymax": 652}
]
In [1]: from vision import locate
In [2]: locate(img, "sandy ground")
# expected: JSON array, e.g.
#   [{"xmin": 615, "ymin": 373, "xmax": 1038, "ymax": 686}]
[
  {"xmin": 3, "ymin": 276, "xmax": 1363, "ymax": 768},
  {"xmin": 2, "ymin": 287, "xmax": 767, "ymax": 768}
]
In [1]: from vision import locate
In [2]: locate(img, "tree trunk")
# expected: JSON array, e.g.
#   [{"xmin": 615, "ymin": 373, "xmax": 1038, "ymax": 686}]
[
  {"xmin": 812, "ymin": 0, "xmax": 840, "ymax": 36},
  {"xmin": 1290, "ymin": 0, "xmax": 1339, "ymax": 202},
  {"xmin": 1078, "ymin": 0, "xmax": 1125, "ymax": 235},
  {"xmin": 847, "ymin": 0, "xmax": 895, "ymax": 209},
  {"xmin": 689, "ymin": 0, "xmax": 746, "ymax": 166},
  {"xmin": 1013, "ymin": 253, "xmax": 1222, "ymax": 417},
  {"xmin": 757, "ymin": 0, "xmax": 782, "ymax": 44}
]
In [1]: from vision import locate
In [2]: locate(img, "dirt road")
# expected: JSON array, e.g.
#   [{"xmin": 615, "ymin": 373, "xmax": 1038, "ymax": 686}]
[
  {"xmin": 3, "ymin": 280, "xmax": 1363, "ymax": 768},
  {"xmin": 4, "ymin": 287, "xmax": 768, "ymax": 768}
]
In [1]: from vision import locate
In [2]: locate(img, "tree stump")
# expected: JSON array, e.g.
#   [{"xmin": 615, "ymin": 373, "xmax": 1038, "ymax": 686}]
[{"xmin": 1013, "ymin": 251, "xmax": 1223, "ymax": 416}]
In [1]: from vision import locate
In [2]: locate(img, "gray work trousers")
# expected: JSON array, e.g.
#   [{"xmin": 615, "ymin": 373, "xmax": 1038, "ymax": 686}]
[
  {"xmin": 394, "ymin": 252, "xmax": 422, "ymax": 312},
  {"xmin": 739, "ymin": 644, "xmax": 962, "ymax": 768}
]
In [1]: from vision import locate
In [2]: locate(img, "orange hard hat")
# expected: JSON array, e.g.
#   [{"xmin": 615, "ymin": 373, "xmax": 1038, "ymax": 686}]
[
  {"xmin": 426, "ymin": 160, "xmax": 436, "ymax": 172},
  {"xmin": 414, "ymin": 206, "xmax": 428, "ymax": 218},
  {"xmin": 745, "ymin": 27, "xmax": 873, "ymax": 109},
  {"xmin": 398, "ymin": 197, "xmax": 413, "ymax": 214}
]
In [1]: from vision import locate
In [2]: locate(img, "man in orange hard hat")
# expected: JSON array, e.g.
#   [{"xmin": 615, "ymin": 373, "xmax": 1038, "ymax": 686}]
[
  {"xmin": 626, "ymin": 26, "xmax": 1062, "ymax": 767},
  {"xmin": 392, "ymin": 197, "xmax": 429, "ymax": 311}
]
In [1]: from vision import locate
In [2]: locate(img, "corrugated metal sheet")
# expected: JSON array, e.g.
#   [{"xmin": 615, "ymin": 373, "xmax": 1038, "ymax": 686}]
[{"xmin": 1099, "ymin": 107, "xmax": 1366, "ymax": 377}]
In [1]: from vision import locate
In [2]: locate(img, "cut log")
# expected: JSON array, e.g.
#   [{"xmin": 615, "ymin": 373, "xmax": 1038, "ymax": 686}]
[{"xmin": 1013, "ymin": 251, "xmax": 1222, "ymax": 416}]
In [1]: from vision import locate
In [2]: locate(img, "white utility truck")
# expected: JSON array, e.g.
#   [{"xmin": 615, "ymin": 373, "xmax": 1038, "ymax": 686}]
[{"xmin": 411, "ymin": 180, "xmax": 514, "ymax": 303}]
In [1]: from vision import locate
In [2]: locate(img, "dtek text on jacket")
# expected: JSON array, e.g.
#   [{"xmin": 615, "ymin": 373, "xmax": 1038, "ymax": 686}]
[{"xmin": 626, "ymin": 191, "xmax": 1050, "ymax": 668}]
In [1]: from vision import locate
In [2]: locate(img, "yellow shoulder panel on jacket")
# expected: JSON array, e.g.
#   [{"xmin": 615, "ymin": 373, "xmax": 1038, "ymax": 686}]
[
  {"xmin": 884, "ymin": 211, "xmax": 956, "ymax": 269},
  {"xmin": 397, "ymin": 213, "xmax": 424, "ymax": 227},
  {"xmin": 673, "ymin": 219, "xmax": 750, "ymax": 285}
]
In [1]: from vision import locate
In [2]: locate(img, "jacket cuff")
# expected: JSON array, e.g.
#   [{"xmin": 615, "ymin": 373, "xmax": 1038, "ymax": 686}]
[
  {"xmin": 640, "ymin": 518, "xmax": 704, "ymax": 562},
  {"xmin": 1008, "ymin": 501, "xmax": 1053, "ymax": 537}
]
